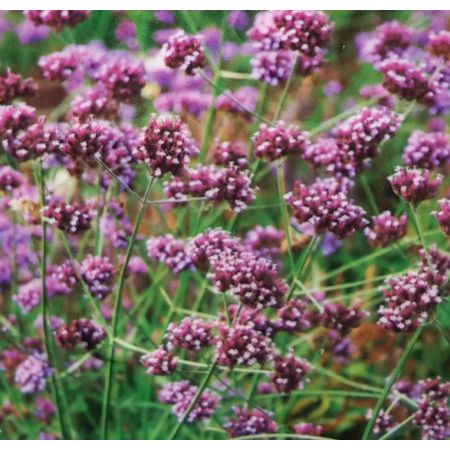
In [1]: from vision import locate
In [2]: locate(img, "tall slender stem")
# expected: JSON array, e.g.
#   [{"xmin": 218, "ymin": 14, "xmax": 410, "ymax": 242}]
[
  {"xmin": 100, "ymin": 176, "xmax": 154, "ymax": 439},
  {"xmin": 169, "ymin": 360, "xmax": 218, "ymax": 440},
  {"xmin": 37, "ymin": 163, "xmax": 73, "ymax": 440},
  {"xmin": 274, "ymin": 53, "xmax": 299, "ymax": 121},
  {"xmin": 276, "ymin": 162, "xmax": 294, "ymax": 272},
  {"xmin": 409, "ymin": 203, "xmax": 430, "ymax": 264},
  {"xmin": 362, "ymin": 325, "xmax": 424, "ymax": 439}
]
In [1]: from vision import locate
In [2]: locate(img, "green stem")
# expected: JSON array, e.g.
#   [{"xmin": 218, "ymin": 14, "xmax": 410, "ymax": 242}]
[
  {"xmin": 409, "ymin": 203, "xmax": 430, "ymax": 264},
  {"xmin": 37, "ymin": 163, "xmax": 73, "ymax": 440},
  {"xmin": 168, "ymin": 359, "xmax": 218, "ymax": 440},
  {"xmin": 276, "ymin": 162, "xmax": 294, "ymax": 272},
  {"xmin": 274, "ymin": 53, "xmax": 299, "ymax": 121},
  {"xmin": 200, "ymin": 69, "xmax": 220, "ymax": 162},
  {"xmin": 361, "ymin": 173, "xmax": 380, "ymax": 215},
  {"xmin": 287, "ymin": 235, "xmax": 317, "ymax": 300},
  {"xmin": 379, "ymin": 414, "xmax": 415, "ymax": 440},
  {"xmin": 362, "ymin": 325, "xmax": 424, "ymax": 439},
  {"xmin": 100, "ymin": 176, "xmax": 154, "ymax": 439}
]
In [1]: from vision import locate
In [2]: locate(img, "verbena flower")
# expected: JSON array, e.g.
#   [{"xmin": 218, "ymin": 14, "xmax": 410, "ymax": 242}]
[
  {"xmin": 413, "ymin": 377, "xmax": 450, "ymax": 439},
  {"xmin": 162, "ymin": 31, "xmax": 207, "ymax": 75},
  {"xmin": 56, "ymin": 319, "xmax": 106, "ymax": 350},
  {"xmin": 216, "ymin": 324, "xmax": 274, "ymax": 367},
  {"xmin": 140, "ymin": 347, "xmax": 178, "ymax": 376},
  {"xmin": 250, "ymin": 50, "xmax": 295, "ymax": 86},
  {"xmin": 285, "ymin": 177, "xmax": 368, "ymax": 239},
  {"xmin": 224, "ymin": 406, "xmax": 278, "ymax": 437},
  {"xmin": 186, "ymin": 228, "xmax": 242, "ymax": 271},
  {"xmin": 43, "ymin": 198, "xmax": 94, "ymax": 234},
  {"xmin": 159, "ymin": 380, "xmax": 219, "ymax": 423},
  {"xmin": 14, "ymin": 354, "xmax": 51, "ymax": 394},
  {"xmin": 320, "ymin": 301, "xmax": 367, "ymax": 336},
  {"xmin": 70, "ymin": 85, "xmax": 119, "ymax": 121},
  {"xmin": 80, "ymin": 254, "xmax": 115, "ymax": 300},
  {"xmin": 275, "ymin": 297, "xmax": 321, "ymax": 333},
  {"xmin": 166, "ymin": 317, "xmax": 213, "ymax": 352},
  {"xmin": 35, "ymin": 397, "xmax": 56, "ymax": 424},
  {"xmin": 93, "ymin": 56, "xmax": 146, "ymax": 102},
  {"xmin": 212, "ymin": 140, "xmax": 249, "ymax": 169},
  {"xmin": 435, "ymin": 198, "xmax": 450, "ymax": 236},
  {"xmin": 147, "ymin": 234, "xmax": 193, "ymax": 273},
  {"xmin": 293, "ymin": 422, "xmax": 323, "ymax": 436},
  {"xmin": 378, "ymin": 267, "xmax": 445, "ymax": 332},
  {"xmin": 0, "ymin": 103, "xmax": 37, "ymax": 140},
  {"xmin": 243, "ymin": 225, "xmax": 284, "ymax": 259},
  {"xmin": 0, "ymin": 166, "xmax": 24, "ymax": 192},
  {"xmin": 0, "ymin": 69, "xmax": 37, "ymax": 104},
  {"xmin": 25, "ymin": 10, "xmax": 89, "ymax": 31},
  {"xmin": 154, "ymin": 90, "xmax": 211, "ymax": 118},
  {"xmin": 403, "ymin": 130, "xmax": 450, "ymax": 169},
  {"xmin": 380, "ymin": 57, "xmax": 437, "ymax": 105},
  {"xmin": 271, "ymin": 351, "xmax": 312, "ymax": 393},
  {"xmin": 138, "ymin": 114, "xmax": 199, "ymax": 177},
  {"xmin": 427, "ymin": 30, "xmax": 450, "ymax": 59},
  {"xmin": 366, "ymin": 409, "xmax": 394, "ymax": 436},
  {"xmin": 272, "ymin": 10, "xmax": 333, "ymax": 56},
  {"xmin": 210, "ymin": 250, "xmax": 287, "ymax": 309},
  {"xmin": 364, "ymin": 211, "xmax": 408, "ymax": 248},
  {"xmin": 253, "ymin": 121, "xmax": 310, "ymax": 162},
  {"xmin": 389, "ymin": 166, "xmax": 443, "ymax": 205}
]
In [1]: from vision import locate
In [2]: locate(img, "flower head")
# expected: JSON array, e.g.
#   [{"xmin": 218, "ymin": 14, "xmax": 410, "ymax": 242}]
[
  {"xmin": 365, "ymin": 211, "xmax": 408, "ymax": 248},
  {"xmin": 253, "ymin": 121, "xmax": 310, "ymax": 162},
  {"xmin": 138, "ymin": 114, "xmax": 199, "ymax": 177},
  {"xmin": 14, "ymin": 354, "xmax": 51, "ymax": 394},
  {"xmin": 166, "ymin": 317, "xmax": 213, "ymax": 352},
  {"xmin": 403, "ymin": 130, "xmax": 450, "ymax": 169},
  {"xmin": 435, "ymin": 198, "xmax": 450, "ymax": 236},
  {"xmin": 80, "ymin": 254, "xmax": 115, "ymax": 300},
  {"xmin": 43, "ymin": 198, "xmax": 94, "ymax": 234},
  {"xmin": 25, "ymin": 10, "xmax": 89, "ymax": 31},
  {"xmin": 163, "ymin": 31, "xmax": 207, "ymax": 75},
  {"xmin": 147, "ymin": 234, "xmax": 193, "ymax": 272},
  {"xmin": 140, "ymin": 347, "xmax": 178, "ymax": 375},
  {"xmin": 224, "ymin": 406, "xmax": 278, "ymax": 437},
  {"xmin": 271, "ymin": 351, "xmax": 312, "ymax": 393},
  {"xmin": 389, "ymin": 166, "xmax": 443, "ymax": 205}
]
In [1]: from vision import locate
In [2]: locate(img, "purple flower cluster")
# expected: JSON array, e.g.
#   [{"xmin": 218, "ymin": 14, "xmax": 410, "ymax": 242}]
[
  {"xmin": 154, "ymin": 90, "xmax": 211, "ymax": 118},
  {"xmin": 413, "ymin": 377, "xmax": 450, "ymax": 439},
  {"xmin": 224, "ymin": 406, "xmax": 278, "ymax": 437},
  {"xmin": 253, "ymin": 121, "xmax": 310, "ymax": 162},
  {"xmin": 364, "ymin": 211, "xmax": 408, "ymax": 248},
  {"xmin": 0, "ymin": 69, "xmax": 37, "ymax": 104},
  {"xmin": 270, "ymin": 351, "xmax": 312, "ymax": 393},
  {"xmin": 293, "ymin": 422, "xmax": 323, "ymax": 436},
  {"xmin": 435, "ymin": 198, "xmax": 450, "ymax": 236},
  {"xmin": 140, "ymin": 347, "xmax": 178, "ymax": 376},
  {"xmin": 272, "ymin": 10, "xmax": 333, "ymax": 54},
  {"xmin": 146, "ymin": 234, "xmax": 193, "ymax": 273},
  {"xmin": 389, "ymin": 166, "xmax": 443, "ymax": 205},
  {"xmin": 380, "ymin": 58, "xmax": 437, "ymax": 105},
  {"xmin": 43, "ymin": 198, "xmax": 94, "ymax": 235},
  {"xmin": 162, "ymin": 31, "xmax": 207, "ymax": 75},
  {"xmin": 186, "ymin": 228, "xmax": 241, "ymax": 271},
  {"xmin": 0, "ymin": 103, "xmax": 37, "ymax": 140},
  {"xmin": 285, "ymin": 177, "xmax": 368, "ymax": 239},
  {"xmin": 14, "ymin": 354, "xmax": 51, "ymax": 394},
  {"xmin": 138, "ymin": 114, "xmax": 199, "ymax": 177},
  {"xmin": 403, "ymin": 130, "xmax": 450, "ymax": 169},
  {"xmin": 275, "ymin": 297, "xmax": 320, "ymax": 333},
  {"xmin": 332, "ymin": 107, "xmax": 403, "ymax": 170},
  {"xmin": 0, "ymin": 165, "xmax": 24, "ymax": 192},
  {"xmin": 357, "ymin": 21, "xmax": 412, "ymax": 64},
  {"xmin": 166, "ymin": 317, "xmax": 213, "ymax": 352},
  {"xmin": 250, "ymin": 50, "xmax": 294, "ymax": 86},
  {"xmin": 210, "ymin": 250, "xmax": 287, "ymax": 309},
  {"xmin": 35, "ymin": 397, "xmax": 56, "ymax": 424},
  {"xmin": 427, "ymin": 30, "xmax": 450, "ymax": 59},
  {"xmin": 243, "ymin": 225, "xmax": 284, "ymax": 259},
  {"xmin": 378, "ymin": 267, "xmax": 445, "ymax": 332},
  {"xmin": 56, "ymin": 319, "xmax": 106, "ymax": 350},
  {"xmin": 216, "ymin": 324, "xmax": 274, "ymax": 367},
  {"xmin": 93, "ymin": 57, "xmax": 145, "ymax": 102},
  {"xmin": 159, "ymin": 380, "xmax": 219, "ymax": 423},
  {"xmin": 80, "ymin": 254, "xmax": 115, "ymax": 300},
  {"xmin": 367, "ymin": 409, "xmax": 394, "ymax": 436},
  {"xmin": 25, "ymin": 10, "xmax": 89, "ymax": 31},
  {"xmin": 212, "ymin": 140, "xmax": 249, "ymax": 169}
]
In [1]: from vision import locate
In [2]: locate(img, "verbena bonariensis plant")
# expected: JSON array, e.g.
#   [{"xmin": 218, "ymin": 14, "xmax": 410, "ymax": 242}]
[{"xmin": 0, "ymin": 9, "xmax": 449, "ymax": 441}]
